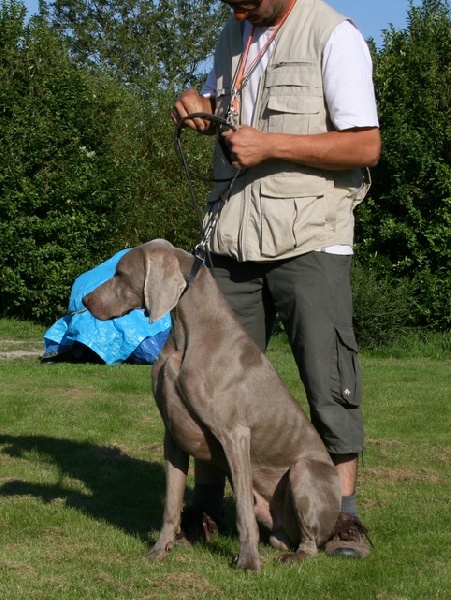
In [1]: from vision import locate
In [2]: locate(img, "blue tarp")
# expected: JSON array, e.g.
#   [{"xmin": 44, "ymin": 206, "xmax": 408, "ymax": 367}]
[{"xmin": 43, "ymin": 249, "xmax": 172, "ymax": 365}]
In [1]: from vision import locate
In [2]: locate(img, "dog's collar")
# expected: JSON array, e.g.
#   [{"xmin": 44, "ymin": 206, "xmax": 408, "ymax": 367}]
[{"xmin": 185, "ymin": 246, "xmax": 206, "ymax": 288}]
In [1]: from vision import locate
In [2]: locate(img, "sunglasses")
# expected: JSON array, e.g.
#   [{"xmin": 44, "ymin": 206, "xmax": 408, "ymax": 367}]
[{"xmin": 220, "ymin": 0, "xmax": 262, "ymax": 13}]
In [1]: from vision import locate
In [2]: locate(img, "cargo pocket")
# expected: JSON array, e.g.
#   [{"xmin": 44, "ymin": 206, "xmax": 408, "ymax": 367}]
[
  {"xmin": 263, "ymin": 62, "xmax": 323, "ymax": 134},
  {"xmin": 259, "ymin": 174, "xmax": 326, "ymax": 258},
  {"xmin": 331, "ymin": 326, "xmax": 362, "ymax": 408},
  {"xmin": 266, "ymin": 94, "xmax": 322, "ymax": 134}
]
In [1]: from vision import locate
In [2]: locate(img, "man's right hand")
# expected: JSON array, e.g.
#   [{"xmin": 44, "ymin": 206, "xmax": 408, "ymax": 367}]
[{"xmin": 171, "ymin": 89, "xmax": 216, "ymax": 133}]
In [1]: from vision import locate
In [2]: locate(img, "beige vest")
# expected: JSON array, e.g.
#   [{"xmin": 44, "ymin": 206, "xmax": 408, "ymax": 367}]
[{"xmin": 205, "ymin": 0, "xmax": 371, "ymax": 262}]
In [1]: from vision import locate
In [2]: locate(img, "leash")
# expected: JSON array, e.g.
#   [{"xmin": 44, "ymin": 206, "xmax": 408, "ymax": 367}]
[{"xmin": 174, "ymin": 112, "xmax": 243, "ymax": 286}]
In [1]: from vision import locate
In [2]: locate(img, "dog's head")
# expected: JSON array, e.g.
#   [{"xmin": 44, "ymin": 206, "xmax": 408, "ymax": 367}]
[{"xmin": 82, "ymin": 239, "xmax": 187, "ymax": 322}]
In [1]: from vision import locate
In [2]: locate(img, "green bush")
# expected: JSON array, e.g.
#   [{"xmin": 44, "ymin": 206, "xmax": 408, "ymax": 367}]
[
  {"xmin": 1, "ymin": 0, "xmax": 450, "ymax": 334},
  {"xmin": 0, "ymin": 1, "xmax": 217, "ymax": 324},
  {"xmin": 351, "ymin": 261, "xmax": 411, "ymax": 350},
  {"xmin": 0, "ymin": 6, "xmax": 148, "ymax": 322},
  {"xmin": 113, "ymin": 90, "xmax": 211, "ymax": 252},
  {"xmin": 357, "ymin": 0, "xmax": 451, "ymax": 330}
]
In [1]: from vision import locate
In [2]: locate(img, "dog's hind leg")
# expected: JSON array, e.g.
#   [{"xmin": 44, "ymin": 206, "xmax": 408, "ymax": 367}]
[
  {"xmin": 278, "ymin": 458, "xmax": 341, "ymax": 563},
  {"xmin": 146, "ymin": 430, "xmax": 189, "ymax": 560}
]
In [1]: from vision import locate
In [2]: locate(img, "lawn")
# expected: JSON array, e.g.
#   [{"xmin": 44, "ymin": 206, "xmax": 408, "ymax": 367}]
[{"xmin": 0, "ymin": 319, "xmax": 449, "ymax": 599}]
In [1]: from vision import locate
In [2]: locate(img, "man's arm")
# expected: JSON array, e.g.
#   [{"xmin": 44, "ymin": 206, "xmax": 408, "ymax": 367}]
[
  {"xmin": 171, "ymin": 89, "xmax": 216, "ymax": 133},
  {"xmin": 221, "ymin": 125, "xmax": 381, "ymax": 170}
]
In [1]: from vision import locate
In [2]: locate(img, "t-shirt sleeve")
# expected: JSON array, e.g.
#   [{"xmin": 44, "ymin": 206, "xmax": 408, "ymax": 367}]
[
  {"xmin": 201, "ymin": 67, "xmax": 217, "ymax": 98},
  {"xmin": 322, "ymin": 20, "xmax": 379, "ymax": 130}
]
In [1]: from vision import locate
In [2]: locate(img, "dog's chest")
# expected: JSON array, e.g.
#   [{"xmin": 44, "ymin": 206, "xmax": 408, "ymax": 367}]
[{"xmin": 154, "ymin": 381, "xmax": 226, "ymax": 465}]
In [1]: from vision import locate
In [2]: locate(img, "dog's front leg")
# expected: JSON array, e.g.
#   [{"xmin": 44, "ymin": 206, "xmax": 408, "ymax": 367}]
[
  {"xmin": 146, "ymin": 429, "xmax": 189, "ymax": 560},
  {"xmin": 221, "ymin": 425, "xmax": 261, "ymax": 571}
]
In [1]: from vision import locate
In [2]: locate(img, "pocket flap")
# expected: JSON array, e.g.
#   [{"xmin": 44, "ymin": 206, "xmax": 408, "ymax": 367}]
[
  {"xmin": 265, "ymin": 62, "xmax": 320, "ymax": 87},
  {"xmin": 333, "ymin": 325, "xmax": 362, "ymax": 407},
  {"xmin": 260, "ymin": 173, "xmax": 326, "ymax": 198},
  {"xmin": 267, "ymin": 95, "xmax": 321, "ymax": 115},
  {"xmin": 335, "ymin": 326, "xmax": 359, "ymax": 352}
]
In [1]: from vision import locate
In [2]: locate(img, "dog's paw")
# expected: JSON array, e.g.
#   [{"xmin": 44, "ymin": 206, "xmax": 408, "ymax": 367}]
[
  {"xmin": 276, "ymin": 549, "xmax": 315, "ymax": 564},
  {"xmin": 144, "ymin": 541, "xmax": 174, "ymax": 560},
  {"xmin": 234, "ymin": 552, "xmax": 261, "ymax": 572}
]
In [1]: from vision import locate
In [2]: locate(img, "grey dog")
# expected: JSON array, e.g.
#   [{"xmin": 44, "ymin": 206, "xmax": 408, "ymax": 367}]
[{"xmin": 83, "ymin": 239, "xmax": 340, "ymax": 571}]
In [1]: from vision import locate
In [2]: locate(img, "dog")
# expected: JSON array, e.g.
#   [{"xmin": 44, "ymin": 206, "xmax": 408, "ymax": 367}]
[{"xmin": 82, "ymin": 239, "xmax": 341, "ymax": 571}]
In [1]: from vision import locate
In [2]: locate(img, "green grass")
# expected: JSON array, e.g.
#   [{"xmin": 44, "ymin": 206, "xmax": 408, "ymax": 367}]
[{"xmin": 0, "ymin": 319, "xmax": 450, "ymax": 599}]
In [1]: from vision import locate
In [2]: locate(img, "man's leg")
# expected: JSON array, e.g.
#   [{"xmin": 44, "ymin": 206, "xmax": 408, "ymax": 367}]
[
  {"xmin": 267, "ymin": 252, "xmax": 371, "ymax": 557},
  {"xmin": 327, "ymin": 453, "xmax": 371, "ymax": 558},
  {"xmin": 332, "ymin": 453, "xmax": 358, "ymax": 498},
  {"xmin": 208, "ymin": 254, "xmax": 275, "ymax": 351}
]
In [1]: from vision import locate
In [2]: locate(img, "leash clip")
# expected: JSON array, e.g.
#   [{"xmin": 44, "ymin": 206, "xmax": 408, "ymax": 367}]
[
  {"xmin": 186, "ymin": 244, "xmax": 206, "ymax": 288},
  {"xmin": 193, "ymin": 243, "xmax": 206, "ymax": 263}
]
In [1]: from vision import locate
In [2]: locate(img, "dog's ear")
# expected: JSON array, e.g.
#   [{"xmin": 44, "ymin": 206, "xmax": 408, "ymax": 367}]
[{"xmin": 143, "ymin": 248, "xmax": 187, "ymax": 322}]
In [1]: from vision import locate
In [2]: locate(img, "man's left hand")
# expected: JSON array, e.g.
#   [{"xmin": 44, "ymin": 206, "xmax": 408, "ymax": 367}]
[{"xmin": 222, "ymin": 126, "xmax": 269, "ymax": 169}]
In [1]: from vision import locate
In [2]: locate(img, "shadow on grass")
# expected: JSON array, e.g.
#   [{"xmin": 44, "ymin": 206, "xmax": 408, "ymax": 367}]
[{"xmin": 0, "ymin": 434, "xmax": 170, "ymax": 543}]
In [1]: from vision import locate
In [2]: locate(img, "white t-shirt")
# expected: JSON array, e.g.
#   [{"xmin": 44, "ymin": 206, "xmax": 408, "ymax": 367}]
[
  {"xmin": 201, "ymin": 20, "xmax": 379, "ymax": 253},
  {"xmin": 202, "ymin": 20, "xmax": 378, "ymax": 129}
]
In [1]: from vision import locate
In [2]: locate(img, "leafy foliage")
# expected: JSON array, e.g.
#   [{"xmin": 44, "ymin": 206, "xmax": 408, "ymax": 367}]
[
  {"xmin": 351, "ymin": 261, "xmax": 411, "ymax": 350},
  {"xmin": 0, "ymin": 0, "xmax": 450, "ymax": 340},
  {"xmin": 0, "ymin": 4, "xmax": 135, "ymax": 321},
  {"xmin": 357, "ymin": 0, "xmax": 451, "ymax": 329},
  {"xmin": 46, "ymin": 0, "xmax": 228, "ymax": 94},
  {"xmin": 0, "ymin": 0, "xmax": 223, "ymax": 323}
]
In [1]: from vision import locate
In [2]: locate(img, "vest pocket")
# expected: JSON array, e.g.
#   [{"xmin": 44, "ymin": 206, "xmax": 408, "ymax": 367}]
[
  {"xmin": 260, "ymin": 172, "xmax": 326, "ymax": 198},
  {"xmin": 267, "ymin": 95, "xmax": 320, "ymax": 114},
  {"xmin": 265, "ymin": 94, "xmax": 322, "ymax": 134},
  {"xmin": 331, "ymin": 325, "xmax": 362, "ymax": 408},
  {"xmin": 262, "ymin": 62, "xmax": 322, "ymax": 134},
  {"xmin": 259, "ymin": 196, "xmax": 297, "ymax": 257},
  {"xmin": 259, "ymin": 175, "xmax": 327, "ymax": 258}
]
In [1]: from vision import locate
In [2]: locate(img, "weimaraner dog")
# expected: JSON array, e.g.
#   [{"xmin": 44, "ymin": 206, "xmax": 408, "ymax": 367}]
[{"xmin": 83, "ymin": 239, "xmax": 340, "ymax": 571}]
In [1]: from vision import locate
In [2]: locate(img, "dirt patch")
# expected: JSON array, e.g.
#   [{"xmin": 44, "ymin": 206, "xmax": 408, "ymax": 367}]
[
  {"xmin": 0, "ymin": 339, "xmax": 43, "ymax": 359},
  {"xmin": 366, "ymin": 438, "xmax": 404, "ymax": 448},
  {"xmin": 142, "ymin": 572, "xmax": 222, "ymax": 600},
  {"xmin": 363, "ymin": 466, "xmax": 441, "ymax": 484},
  {"xmin": 0, "ymin": 349, "xmax": 42, "ymax": 359}
]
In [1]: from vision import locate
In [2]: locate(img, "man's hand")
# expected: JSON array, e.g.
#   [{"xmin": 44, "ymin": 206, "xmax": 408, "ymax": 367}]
[
  {"xmin": 221, "ymin": 126, "xmax": 269, "ymax": 169},
  {"xmin": 171, "ymin": 89, "xmax": 215, "ymax": 133}
]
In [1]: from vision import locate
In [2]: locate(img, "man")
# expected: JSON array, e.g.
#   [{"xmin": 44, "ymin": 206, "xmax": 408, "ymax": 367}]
[{"xmin": 171, "ymin": 0, "xmax": 381, "ymax": 558}]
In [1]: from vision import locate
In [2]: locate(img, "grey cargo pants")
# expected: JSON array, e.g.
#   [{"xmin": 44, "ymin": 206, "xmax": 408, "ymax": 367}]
[{"xmin": 209, "ymin": 251, "xmax": 364, "ymax": 454}]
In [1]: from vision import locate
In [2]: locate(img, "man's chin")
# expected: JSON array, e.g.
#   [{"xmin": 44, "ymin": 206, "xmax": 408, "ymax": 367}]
[{"xmin": 245, "ymin": 15, "xmax": 275, "ymax": 26}]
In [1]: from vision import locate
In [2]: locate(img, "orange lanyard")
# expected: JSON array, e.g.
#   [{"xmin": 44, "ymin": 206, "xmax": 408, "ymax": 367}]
[{"xmin": 228, "ymin": 0, "xmax": 297, "ymax": 125}]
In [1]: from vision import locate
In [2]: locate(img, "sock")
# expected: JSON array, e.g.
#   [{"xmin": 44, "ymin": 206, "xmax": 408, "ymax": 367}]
[
  {"xmin": 191, "ymin": 483, "xmax": 225, "ymax": 523},
  {"xmin": 341, "ymin": 494, "xmax": 358, "ymax": 517}
]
